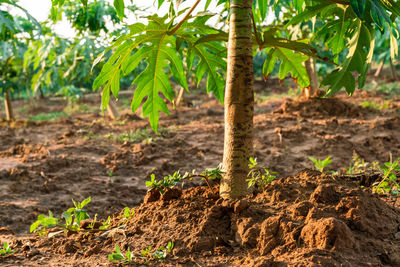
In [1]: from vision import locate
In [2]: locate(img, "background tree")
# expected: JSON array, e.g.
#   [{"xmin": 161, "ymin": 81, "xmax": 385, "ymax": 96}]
[
  {"xmin": 52, "ymin": 0, "xmax": 400, "ymax": 199},
  {"xmin": 0, "ymin": 0, "xmax": 39, "ymax": 120}
]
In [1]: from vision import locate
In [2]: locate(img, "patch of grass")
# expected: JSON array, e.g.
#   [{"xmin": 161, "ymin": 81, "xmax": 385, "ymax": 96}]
[
  {"xmin": 105, "ymin": 127, "xmax": 171, "ymax": 144},
  {"xmin": 360, "ymin": 100, "xmax": 391, "ymax": 111},
  {"xmin": 63, "ymin": 100, "xmax": 96, "ymax": 114},
  {"xmin": 0, "ymin": 242, "xmax": 16, "ymax": 256},
  {"xmin": 119, "ymin": 98, "xmax": 131, "ymax": 110},
  {"xmin": 344, "ymin": 151, "xmax": 379, "ymax": 174},
  {"xmin": 366, "ymin": 82, "xmax": 400, "ymax": 96},
  {"xmin": 17, "ymin": 104, "xmax": 31, "ymax": 114},
  {"xmin": 255, "ymin": 87, "xmax": 300, "ymax": 103},
  {"xmin": 29, "ymin": 112, "xmax": 68, "ymax": 122}
]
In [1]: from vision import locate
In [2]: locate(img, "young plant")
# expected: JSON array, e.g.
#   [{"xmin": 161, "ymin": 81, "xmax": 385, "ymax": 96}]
[
  {"xmin": 145, "ymin": 167, "xmax": 224, "ymax": 194},
  {"xmin": 141, "ymin": 242, "xmax": 174, "ymax": 263},
  {"xmin": 108, "ymin": 246, "xmax": 134, "ymax": 265},
  {"xmin": 30, "ymin": 197, "xmax": 92, "ymax": 234},
  {"xmin": 345, "ymin": 151, "xmax": 379, "ymax": 174},
  {"xmin": 373, "ymin": 158, "xmax": 400, "ymax": 195},
  {"xmin": 88, "ymin": 214, "xmax": 111, "ymax": 231},
  {"xmin": 99, "ymin": 216, "xmax": 111, "ymax": 230},
  {"xmin": 246, "ymin": 157, "xmax": 277, "ymax": 190},
  {"xmin": 119, "ymin": 207, "xmax": 135, "ymax": 223},
  {"xmin": 108, "ymin": 242, "xmax": 173, "ymax": 265},
  {"xmin": 0, "ymin": 242, "xmax": 16, "ymax": 256},
  {"xmin": 30, "ymin": 211, "xmax": 59, "ymax": 235},
  {"xmin": 61, "ymin": 197, "xmax": 91, "ymax": 231},
  {"xmin": 309, "ymin": 156, "xmax": 332, "ymax": 173}
]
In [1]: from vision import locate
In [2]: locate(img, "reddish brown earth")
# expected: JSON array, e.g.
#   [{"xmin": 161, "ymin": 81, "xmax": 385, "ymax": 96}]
[{"xmin": 1, "ymin": 79, "xmax": 400, "ymax": 266}]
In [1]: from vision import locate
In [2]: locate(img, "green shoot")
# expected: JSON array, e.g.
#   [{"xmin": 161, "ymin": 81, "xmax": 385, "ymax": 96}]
[
  {"xmin": 145, "ymin": 167, "xmax": 224, "ymax": 194},
  {"xmin": 141, "ymin": 242, "xmax": 174, "ymax": 263},
  {"xmin": 345, "ymin": 151, "xmax": 379, "ymax": 174},
  {"xmin": 309, "ymin": 156, "xmax": 332, "ymax": 173},
  {"xmin": 100, "ymin": 216, "xmax": 111, "ymax": 230},
  {"xmin": 61, "ymin": 197, "xmax": 91, "ymax": 231},
  {"xmin": 373, "ymin": 158, "xmax": 400, "ymax": 195},
  {"xmin": 118, "ymin": 207, "xmax": 135, "ymax": 225},
  {"xmin": 107, "ymin": 170, "xmax": 114, "ymax": 177},
  {"xmin": 246, "ymin": 157, "xmax": 277, "ymax": 190},
  {"xmin": 108, "ymin": 246, "xmax": 134, "ymax": 265},
  {"xmin": 0, "ymin": 242, "xmax": 16, "ymax": 256},
  {"xmin": 30, "ymin": 197, "xmax": 91, "ymax": 234},
  {"xmin": 108, "ymin": 242, "xmax": 173, "ymax": 265}
]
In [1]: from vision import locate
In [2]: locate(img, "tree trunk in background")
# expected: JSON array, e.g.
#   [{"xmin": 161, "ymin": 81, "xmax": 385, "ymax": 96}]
[
  {"xmin": 99, "ymin": 88, "xmax": 120, "ymax": 119},
  {"xmin": 220, "ymin": 0, "xmax": 254, "ymax": 199},
  {"xmin": 4, "ymin": 88, "xmax": 14, "ymax": 121},
  {"xmin": 303, "ymin": 57, "xmax": 318, "ymax": 98},
  {"xmin": 390, "ymin": 58, "xmax": 398, "ymax": 80},
  {"xmin": 175, "ymin": 87, "xmax": 185, "ymax": 107},
  {"xmin": 107, "ymin": 101, "xmax": 120, "ymax": 119},
  {"xmin": 374, "ymin": 60, "xmax": 384, "ymax": 77}
]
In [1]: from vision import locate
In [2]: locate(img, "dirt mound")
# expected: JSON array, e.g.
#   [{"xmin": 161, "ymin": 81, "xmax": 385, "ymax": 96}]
[
  {"xmin": 275, "ymin": 97, "xmax": 369, "ymax": 118},
  {"xmin": 2, "ymin": 170, "xmax": 400, "ymax": 266},
  {"xmin": 0, "ymin": 144, "xmax": 49, "ymax": 162}
]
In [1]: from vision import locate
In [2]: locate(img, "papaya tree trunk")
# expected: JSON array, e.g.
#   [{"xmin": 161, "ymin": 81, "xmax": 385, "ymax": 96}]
[
  {"xmin": 303, "ymin": 57, "xmax": 319, "ymax": 98},
  {"xmin": 220, "ymin": 0, "xmax": 254, "ymax": 199},
  {"xmin": 374, "ymin": 60, "xmax": 384, "ymax": 77},
  {"xmin": 107, "ymin": 101, "xmax": 120, "ymax": 119},
  {"xmin": 4, "ymin": 88, "xmax": 14, "ymax": 121},
  {"xmin": 99, "ymin": 87, "xmax": 120, "ymax": 119},
  {"xmin": 390, "ymin": 58, "xmax": 398, "ymax": 80}
]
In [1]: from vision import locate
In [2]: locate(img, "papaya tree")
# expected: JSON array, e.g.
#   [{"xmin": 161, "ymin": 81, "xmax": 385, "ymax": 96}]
[
  {"xmin": 52, "ymin": 0, "xmax": 400, "ymax": 199},
  {"xmin": 0, "ymin": 0, "xmax": 39, "ymax": 120}
]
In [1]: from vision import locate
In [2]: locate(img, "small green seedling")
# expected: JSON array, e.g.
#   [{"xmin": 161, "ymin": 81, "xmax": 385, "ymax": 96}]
[
  {"xmin": 145, "ymin": 166, "xmax": 224, "ymax": 194},
  {"xmin": 108, "ymin": 242, "xmax": 173, "ymax": 265},
  {"xmin": 88, "ymin": 214, "xmax": 111, "ymax": 231},
  {"xmin": 345, "ymin": 151, "xmax": 379, "ymax": 174},
  {"xmin": 0, "ymin": 242, "xmax": 16, "ymax": 256},
  {"xmin": 141, "ymin": 241, "xmax": 174, "ymax": 263},
  {"xmin": 108, "ymin": 246, "xmax": 134, "ymax": 265},
  {"xmin": 373, "ymin": 158, "xmax": 400, "ymax": 195},
  {"xmin": 100, "ymin": 216, "xmax": 111, "ymax": 230},
  {"xmin": 309, "ymin": 156, "xmax": 332, "ymax": 173},
  {"xmin": 119, "ymin": 207, "xmax": 135, "ymax": 222},
  {"xmin": 246, "ymin": 157, "xmax": 277, "ymax": 190},
  {"xmin": 61, "ymin": 197, "xmax": 91, "ymax": 231},
  {"xmin": 30, "ymin": 197, "xmax": 91, "ymax": 234},
  {"xmin": 30, "ymin": 211, "xmax": 59, "ymax": 235}
]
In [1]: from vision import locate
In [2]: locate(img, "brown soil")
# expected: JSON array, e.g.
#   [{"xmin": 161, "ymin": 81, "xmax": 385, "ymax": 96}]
[{"xmin": 1, "ymin": 80, "xmax": 400, "ymax": 266}]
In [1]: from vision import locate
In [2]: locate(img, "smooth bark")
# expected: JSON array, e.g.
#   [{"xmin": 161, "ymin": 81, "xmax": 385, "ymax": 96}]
[
  {"xmin": 374, "ymin": 60, "xmax": 384, "ymax": 77},
  {"xmin": 220, "ymin": 0, "xmax": 254, "ymax": 199},
  {"xmin": 107, "ymin": 101, "xmax": 120, "ymax": 119},
  {"xmin": 390, "ymin": 58, "xmax": 398, "ymax": 80},
  {"xmin": 303, "ymin": 57, "xmax": 319, "ymax": 98},
  {"xmin": 4, "ymin": 88, "xmax": 14, "ymax": 121}
]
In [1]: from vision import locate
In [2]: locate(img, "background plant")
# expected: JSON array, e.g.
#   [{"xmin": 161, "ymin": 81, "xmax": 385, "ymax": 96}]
[
  {"xmin": 30, "ymin": 197, "xmax": 92, "ymax": 234},
  {"xmin": 0, "ymin": 242, "xmax": 15, "ymax": 256},
  {"xmin": 246, "ymin": 157, "xmax": 277, "ymax": 190},
  {"xmin": 309, "ymin": 156, "xmax": 332, "ymax": 173},
  {"xmin": 345, "ymin": 151, "xmax": 379, "ymax": 174},
  {"xmin": 145, "ymin": 166, "xmax": 224, "ymax": 194},
  {"xmin": 108, "ymin": 241, "xmax": 173, "ymax": 265},
  {"xmin": 373, "ymin": 158, "xmax": 400, "ymax": 195}
]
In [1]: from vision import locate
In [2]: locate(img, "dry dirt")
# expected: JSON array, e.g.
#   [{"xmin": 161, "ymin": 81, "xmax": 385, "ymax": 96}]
[{"xmin": 1, "ymin": 79, "xmax": 400, "ymax": 266}]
